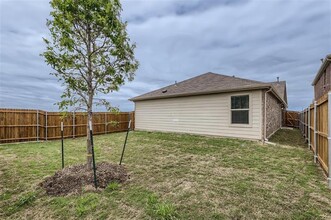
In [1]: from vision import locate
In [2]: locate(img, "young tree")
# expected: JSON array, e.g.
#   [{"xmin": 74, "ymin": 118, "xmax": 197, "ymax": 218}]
[{"xmin": 42, "ymin": 0, "xmax": 139, "ymax": 169}]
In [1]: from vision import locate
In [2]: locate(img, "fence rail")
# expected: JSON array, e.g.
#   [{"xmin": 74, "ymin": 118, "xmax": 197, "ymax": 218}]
[
  {"xmin": 0, "ymin": 108, "xmax": 135, "ymax": 144},
  {"xmin": 283, "ymin": 110, "xmax": 300, "ymax": 127},
  {"xmin": 299, "ymin": 92, "xmax": 331, "ymax": 188}
]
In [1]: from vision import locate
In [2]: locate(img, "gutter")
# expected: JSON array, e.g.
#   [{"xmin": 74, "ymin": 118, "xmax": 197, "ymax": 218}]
[
  {"xmin": 264, "ymin": 88, "xmax": 272, "ymax": 142},
  {"xmin": 129, "ymin": 85, "xmax": 270, "ymax": 102}
]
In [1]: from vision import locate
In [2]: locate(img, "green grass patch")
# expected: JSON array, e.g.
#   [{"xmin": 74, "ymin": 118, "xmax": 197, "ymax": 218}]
[
  {"xmin": 75, "ymin": 193, "xmax": 99, "ymax": 217},
  {"xmin": 105, "ymin": 182, "xmax": 120, "ymax": 192},
  {"xmin": 146, "ymin": 194, "xmax": 178, "ymax": 220},
  {"xmin": 4, "ymin": 191, "xmax": 37, "ymax": 215},
  {"xmin": 0, "ymin": 129, "xmax": 330, "ymax": 219}
]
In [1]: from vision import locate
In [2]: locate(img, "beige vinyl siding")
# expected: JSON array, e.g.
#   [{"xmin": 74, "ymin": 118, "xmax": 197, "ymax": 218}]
[{"xmin": 135, "ymin": 90, "xmax": 263, "ymax": 140}]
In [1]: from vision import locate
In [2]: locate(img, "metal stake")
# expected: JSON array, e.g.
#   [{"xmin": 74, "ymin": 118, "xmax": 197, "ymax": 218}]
[
  {"xmin": 89, "ymin": 120, "xmax": 98, "ymax": 189},
  {"xmin": 120, "ymin": 119, "xmax": 131, "ymax": 165},
  {"xmin": 61, "ymin": 121, "xmax": 64, "ymax": 169}
]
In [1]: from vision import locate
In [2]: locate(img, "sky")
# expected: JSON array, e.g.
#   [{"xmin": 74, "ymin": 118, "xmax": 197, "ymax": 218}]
[{"xmin": 0, "ymin": 0, "xmax": 330, "ymax": 112}]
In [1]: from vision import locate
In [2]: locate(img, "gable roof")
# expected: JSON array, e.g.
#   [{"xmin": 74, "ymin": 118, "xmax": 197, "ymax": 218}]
[
  {"xmin": 312, "ymin": 54, "xmax": 331, "ymax": 86},
  {"xmin": 130, "ymin": 72, "xmax": 287, "ymax": 105},
  {"xmin": 270, "ymin": 81, "xmax": 287, "ymax": 104}
]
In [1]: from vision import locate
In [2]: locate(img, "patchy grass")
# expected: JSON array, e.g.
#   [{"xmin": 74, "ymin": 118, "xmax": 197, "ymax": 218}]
[
  {"xmin": 0, "ymin": 129, "xmax": 331, "ymax": 219},
  {"xmin": 106, "ymin": 182, "xmax": 120, "ymax": 192},
  {"xmin": 146, "ymin": 194, "xmax": 178, "ymax": 220},
  {"xmin": 269, "ymin": 128, "xmax": 307, "ymax": 147}
]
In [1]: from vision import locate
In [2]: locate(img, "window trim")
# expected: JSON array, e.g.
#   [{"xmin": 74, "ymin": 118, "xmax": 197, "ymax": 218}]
[{"xmin": 229, "ymin": 93, "xmax": 252, "ymax": 127}]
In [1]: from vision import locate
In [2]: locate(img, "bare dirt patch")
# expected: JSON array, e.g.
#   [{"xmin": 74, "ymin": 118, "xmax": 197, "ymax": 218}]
[{"xmin": 39, "ymin": 162, "xmax": 129, "ymax": 196}]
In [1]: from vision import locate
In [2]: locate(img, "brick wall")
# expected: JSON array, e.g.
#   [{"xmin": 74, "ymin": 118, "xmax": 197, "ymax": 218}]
[
  {"xmin": 314, "ymin": 63, "xmax": 331, "ymax": 100},
  {"xmin": 266, "ymin": 92, "xmax": 282, "ymax": 138}
]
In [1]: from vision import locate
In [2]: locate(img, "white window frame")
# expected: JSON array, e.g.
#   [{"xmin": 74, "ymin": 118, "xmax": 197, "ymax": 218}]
[{"xmin": 229, "ymin": 93, "xmax": 252, "ymax": 127}]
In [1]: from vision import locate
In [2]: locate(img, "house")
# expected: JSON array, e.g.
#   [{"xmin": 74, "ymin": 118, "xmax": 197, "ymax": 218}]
[
  {"xmin": 312, "ymin": 54, "xmax": 331, "ymax": 100},
  {"xmin": 130, "ymin": 72, "xmax": 287, "ymax": 141}
]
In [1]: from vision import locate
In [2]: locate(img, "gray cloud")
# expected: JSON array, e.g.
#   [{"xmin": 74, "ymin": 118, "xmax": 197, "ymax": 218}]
[{"xmin": 0, "ymin": 0, "xmax": 330, "ymax": 112}]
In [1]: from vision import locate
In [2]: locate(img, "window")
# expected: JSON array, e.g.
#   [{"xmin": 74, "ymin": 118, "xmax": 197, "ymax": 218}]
[{"xmin": 231, "ymin": 95, "xmax": 249, "ymax": 124}]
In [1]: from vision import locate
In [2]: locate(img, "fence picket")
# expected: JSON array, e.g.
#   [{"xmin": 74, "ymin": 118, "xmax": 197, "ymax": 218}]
[
  {"xmin": 0, "ymin": 108, "xmax": 135, "ymax": 144},
  {"xmin": 299, "ymin": 94, "xmax": 329, "ymax": 180}
]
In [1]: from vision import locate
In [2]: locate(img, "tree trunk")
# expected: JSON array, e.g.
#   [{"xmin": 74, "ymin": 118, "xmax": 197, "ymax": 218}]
[{"xmin": 86, "ymin": 24, "xmax": 93, "ymax": 170}]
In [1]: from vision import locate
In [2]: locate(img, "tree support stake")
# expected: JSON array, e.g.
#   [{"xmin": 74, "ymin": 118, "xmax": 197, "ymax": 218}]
[
  {"xmin": 61, "ymin": 121, "xmax": 64, "ymax": 169},
  {"xmin": 89, "ymin": 120, "xmax": 98, "ymax": 189},
  {"xmin": 119, "ymin": 119, "xmax": 131, "ymax": 165}
]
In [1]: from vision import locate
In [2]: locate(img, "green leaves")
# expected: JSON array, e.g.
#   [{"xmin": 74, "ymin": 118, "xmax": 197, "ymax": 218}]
[{"xmin": 42, "ymin": 0, "xmax": 138, "ymax": 113}]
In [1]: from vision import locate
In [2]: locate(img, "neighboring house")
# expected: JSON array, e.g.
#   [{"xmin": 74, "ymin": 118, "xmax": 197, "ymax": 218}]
[
  {"xmin": 130, "ymin": 72, "xmax": 287, "ymax": 141},
  {"xmin": 312, "ymin": 54, "xmax": 331, "ymax": 100}
]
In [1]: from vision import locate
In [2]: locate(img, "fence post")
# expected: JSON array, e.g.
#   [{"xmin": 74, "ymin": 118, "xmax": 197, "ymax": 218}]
[
  {"xmin": 302, "ymin": 110, "xmax": 304, "ymax": 134},
  {"xmin": 327, "ymin": 92, "xmax": 331, "ymax": 188},
  {"xmin": 105, "ymin": 112, "xmax": 107, "ymax": 134},
  {"xmin": 72, "ymin": 111, "xmax": 75, "ymax": 139},
  {"xmin": 308, "ymin": 106, "xmax": 310, "ymax": 149},
  {"xmin": 304, "ymin": 108, "xmax": 308, "ymax": 141},
  {"xmin": 314, "ymin": 101, "xmax": 318, "ymax": 163},
  {"xmin": 45, "ymin": 111, "xmax": 48, "ymax": 141},
  {"xmin": 281, "ymin": 108, "xmax": 283, "ymax": 127},
  {"xmin": 299, "ymin": 112, "xmax": 301, "ymax": 133},
  {"xmin": 301, "ymin": 109, "xmax": 305, "ymax": 136},
  {"xmin": 302, "ymin": 111, "xmax": 304, "ymax": 133},
  {"xmin": 132, "ymin": 111, "xmax": 135, "ymax": 130},
  {"xmin": 306, "ymin": 108, "xmax": 309, "ymax": 141},
  {"xmin": 36, "ymin": 110, "xmax": 39, "ymax": 141},
  {"xmin": 302, "ymin": 109, "xmax": 304, "ymax": 134}
]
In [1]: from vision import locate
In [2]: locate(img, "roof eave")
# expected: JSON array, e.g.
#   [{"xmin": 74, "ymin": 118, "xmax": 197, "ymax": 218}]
[
  {"xmin": 312, "ymin": 55, "xmax": 331, "ymax": 86},
  {"xmin": 129, "ymin": 85, "xmax": 271, "ymax": 102},
  {"xmin": 269, "ymin": 85, "xmax": 288, "ymax": 108}
]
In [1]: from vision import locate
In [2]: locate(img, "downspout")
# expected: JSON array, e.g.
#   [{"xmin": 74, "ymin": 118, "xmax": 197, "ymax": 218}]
[
  {"xmin": 264, "ymin": 88, "xmax": 272, "ymax": 142},
  {"xmin": 327, "ymin": 91, "xmax": 331, "ymax": 188}
]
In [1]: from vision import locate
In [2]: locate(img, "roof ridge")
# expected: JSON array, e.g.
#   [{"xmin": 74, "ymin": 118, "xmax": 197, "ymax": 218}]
[
  {"xmin": 129, "ymin": 73, "xmax": 214, "ymax": 100},
  {"xmin": 209, "ymin": 72, "xmax": 266, "ymax": 84},
  {"xmin": 172, "ymin": 72, "xmax": 214, "ymax": 85},
  {"xmin": 147, "ymin": 72, "xmax": 214, "ymax": 92}
]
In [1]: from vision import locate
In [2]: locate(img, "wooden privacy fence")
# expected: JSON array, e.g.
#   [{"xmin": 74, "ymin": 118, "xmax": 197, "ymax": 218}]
[
  {"xmin": 0, "ymin": 108, "xmax": 135, "ymax": 144},
  {"xmin": 283, "ymin": 110, "xmax": 300, "ymax": 128},
  {"xmin": 299, "ymin": 92, "xmax": 331, "ymax": 187}
]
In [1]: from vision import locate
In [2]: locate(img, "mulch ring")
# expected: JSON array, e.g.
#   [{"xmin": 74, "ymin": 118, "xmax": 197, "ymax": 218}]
[{"xmin": 39, "ymin": 162, "xmax": 129, "ymax": 196}]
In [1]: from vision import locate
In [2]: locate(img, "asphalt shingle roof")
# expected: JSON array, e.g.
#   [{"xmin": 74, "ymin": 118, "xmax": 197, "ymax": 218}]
[
  {"xmin": 270, "ymin": 81, "xmax": 287, "ymax": 104},
  {"xmin": 130, "ymin": 72, "xmax": 287, "ymax": 105}
]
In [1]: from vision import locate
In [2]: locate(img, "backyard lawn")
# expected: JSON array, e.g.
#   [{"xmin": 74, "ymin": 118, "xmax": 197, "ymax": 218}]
[{"xmin": 1, "ymin": 129, "xmax": 331, "ymax": 219}]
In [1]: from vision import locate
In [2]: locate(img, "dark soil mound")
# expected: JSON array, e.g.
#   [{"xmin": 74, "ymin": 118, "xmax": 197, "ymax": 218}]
[{"xmin": 40, "ymin": 162, "xmax": 129, "ymax": 195}]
